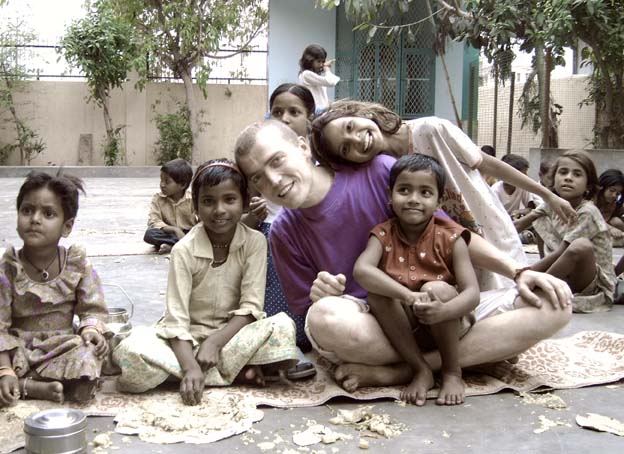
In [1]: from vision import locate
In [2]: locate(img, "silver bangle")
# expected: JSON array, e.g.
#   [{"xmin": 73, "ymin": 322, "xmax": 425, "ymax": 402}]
[{"xmin": 22, "ymin": 376, "xmax": 31, "ymax": 398}]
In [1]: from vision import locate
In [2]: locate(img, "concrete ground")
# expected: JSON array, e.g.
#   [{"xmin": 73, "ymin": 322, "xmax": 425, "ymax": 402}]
[{"xmin": 1, "ymin": 176, "xmax": 623, "ymax": 453}]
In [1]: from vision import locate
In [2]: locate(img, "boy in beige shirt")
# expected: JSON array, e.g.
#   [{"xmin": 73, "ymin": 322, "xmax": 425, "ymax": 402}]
[{"xmin": 144, "ymin": 158, "xmax": 196, "ymax": 253}]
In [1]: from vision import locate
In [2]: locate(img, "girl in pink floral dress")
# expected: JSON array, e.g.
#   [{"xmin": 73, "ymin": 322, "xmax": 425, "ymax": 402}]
[{"xmin": 0, "ymin": 171, "xmax": 109, "ymax": 406}]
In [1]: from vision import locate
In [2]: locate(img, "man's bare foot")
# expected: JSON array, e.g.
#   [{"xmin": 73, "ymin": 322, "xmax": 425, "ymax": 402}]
[
  {"xmin": 65, "ymin": 379, "xmax": 98, "ymax": 403},
  {"xmin": 235, "ymin": 366, "xmax": 265, "ymax": 387},
  {"xmin": 401, "ymin": 368, "xmax": 434, "ymax": 406},
  {"xmin": 334, "ymin": 363, "xmax": 411, "ymax": 393},
  {"xmin": 436, "ymin": 371, "xmax": 465, "ymax": 405},
  {"xmin": 20, "ymin": 379, "xmax": 64, "ymax": 403}
]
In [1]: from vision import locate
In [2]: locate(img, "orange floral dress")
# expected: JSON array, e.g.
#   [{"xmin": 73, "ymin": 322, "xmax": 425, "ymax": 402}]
[{"xmin": 0, "ymin": 245, "xmax": 109, "ymax": 381}]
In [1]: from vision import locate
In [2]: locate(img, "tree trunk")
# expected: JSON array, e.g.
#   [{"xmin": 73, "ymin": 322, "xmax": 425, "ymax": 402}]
[
  {"xmin": 0, "ymin": 66, "xmax": 26, "ymax": 164},
  {"xmin": 593, "ymin": 63, "xmax": 624, "ymax": 149},
  {"xmin": 535, "ymin": 46, "xmax": 549, "ymax": 148},
  {"xmin": 180, "ymin": 69, "xmax": 200, "ymax": 164},
  {"xmin": 543, "ymin": 50, "xmax": 552, "ymax": 148},
  {"xmin": 98, "ymin": 87, "xmax": 114, "ymax": 142}
]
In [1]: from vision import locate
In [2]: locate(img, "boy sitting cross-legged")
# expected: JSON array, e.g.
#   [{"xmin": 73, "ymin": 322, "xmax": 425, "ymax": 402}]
[{"xmin": 144, "ymin": 158, "xmax": 196, "ymax": 253}]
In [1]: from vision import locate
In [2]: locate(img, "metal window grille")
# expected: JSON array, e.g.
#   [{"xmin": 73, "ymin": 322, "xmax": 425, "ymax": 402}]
[{"xmin": 335, "ymin": 4, "xmax": 435, "ymax": 118}]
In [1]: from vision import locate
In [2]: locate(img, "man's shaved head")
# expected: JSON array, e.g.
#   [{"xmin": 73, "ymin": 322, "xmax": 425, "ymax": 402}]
[{"xmin": 234, "ymin": 119, "xmax": 300, "ymax": 170}]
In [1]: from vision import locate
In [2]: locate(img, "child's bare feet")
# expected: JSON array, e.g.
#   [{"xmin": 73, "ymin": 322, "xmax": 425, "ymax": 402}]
[
  {"xmin": 436, "ymin": 371, "xmax": 465, "ymax": 405},
  {"xmin": 234, "ymin": 366, "xmax": 265, "ymax": 387},
  {"xmin": 401, "ymin": 368, "xmax": 434, "ymax": 406},
  {"xmin": 21, "ymin": 378, "xmax": 64, "ymax": 403},
  {"xmin": 65, "ymin": 379, "xmax": 98, "ymax": 403},
  {"xmin": 335, "ymin": 363, "xmax": 412, "ymax": 393}
]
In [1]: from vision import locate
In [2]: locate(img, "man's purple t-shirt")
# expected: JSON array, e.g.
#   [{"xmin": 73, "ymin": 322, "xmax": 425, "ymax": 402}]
[{"xmin": 269, "ymin": 155, "xmax": 395, "ymax": 315}]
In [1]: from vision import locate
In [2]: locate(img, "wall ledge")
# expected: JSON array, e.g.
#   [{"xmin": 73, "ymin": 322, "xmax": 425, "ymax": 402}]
[{"xmin": 0, "ymin": 166, "xmax": 161, "ymax": 178}]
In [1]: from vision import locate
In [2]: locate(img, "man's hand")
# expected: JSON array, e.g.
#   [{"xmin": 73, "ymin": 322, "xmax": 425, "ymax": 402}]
[
  {"xmin": 516, "ymin": 269, "xmax": 572, "ymax": 310},
  {"xmin": 310, "ymin": 271, "xmax": 346, "ymax": 302}
]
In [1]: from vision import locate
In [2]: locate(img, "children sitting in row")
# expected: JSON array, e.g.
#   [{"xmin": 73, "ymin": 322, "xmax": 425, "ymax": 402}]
[
  {"xmin": 0, "ymin": 171, "xmax": 110, "ymax": 407},
  {"xmin": 144, "ymin": 158, "xmax": 196, "ymax": 254}
]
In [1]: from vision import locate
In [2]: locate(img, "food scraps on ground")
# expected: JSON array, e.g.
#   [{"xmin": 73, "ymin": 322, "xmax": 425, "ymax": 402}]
[{"xmin": 575, "ymin": 413, "xmax": 624, "ymax": 436}]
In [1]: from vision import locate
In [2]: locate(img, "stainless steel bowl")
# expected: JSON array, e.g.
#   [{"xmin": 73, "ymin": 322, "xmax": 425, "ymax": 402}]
[
  {"xmin": 107, "ymin": 307, "xmax": 130, "ymax": 324},
  {"xmin": 24, "ymin": 408, "xmax": 87, "ymax": 454}
]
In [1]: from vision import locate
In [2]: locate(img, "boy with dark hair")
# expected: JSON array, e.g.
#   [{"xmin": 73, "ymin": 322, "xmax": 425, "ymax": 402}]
[{"xmin": 144, "ymin": 158, "xmax": 196, "ymax": 253}]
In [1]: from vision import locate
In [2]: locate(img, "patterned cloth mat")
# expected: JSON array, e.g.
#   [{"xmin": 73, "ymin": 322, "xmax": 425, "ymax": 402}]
[{"xmin": 2, "ymin": 330, "xmax": 623, "ymax": 452}]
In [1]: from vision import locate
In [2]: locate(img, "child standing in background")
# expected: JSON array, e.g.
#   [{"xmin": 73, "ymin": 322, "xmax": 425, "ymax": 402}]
[
  {"xmin": 298, "ymin": 44, "xmax": 340, "ymax": 113},
  {"xmin": 516, "ymin": 151, "xmax": 615, "ymax": 313},
  {"xmin": 0, "ymin": 171, "xmax": 109, "ymax": 406},
  {"xmin": 354, "ymin": 154, "xmax": 480, "ymax": 406},
  {"xmin": 144, "ymin": 158, "xmax": 196, "ymax": 254},
  {"xmin": 115, "ymin": 160, "xmax": 299, "ymax": 405}
]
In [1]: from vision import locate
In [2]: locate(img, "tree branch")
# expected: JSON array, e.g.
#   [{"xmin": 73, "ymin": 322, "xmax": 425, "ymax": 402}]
[
  {"xmin": 205, "ymin": 22, "xmax": 264, "ymax": 60},
  {"xmin": 435, "ymin": 0, "xmax": 470, "ymax": 19}
]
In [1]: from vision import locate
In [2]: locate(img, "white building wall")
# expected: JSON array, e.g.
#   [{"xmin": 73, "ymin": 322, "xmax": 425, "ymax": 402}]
[
  {"xmin": 268, "ymin": 0, "xmax": 336, "ymax": 108},
  {"xmin": 434, "ymin": 39, "xmax": 464, "ymax": 122},
  {"xmin": 477, "ymin": 75, "xmax": 595, "ymax": 157}
]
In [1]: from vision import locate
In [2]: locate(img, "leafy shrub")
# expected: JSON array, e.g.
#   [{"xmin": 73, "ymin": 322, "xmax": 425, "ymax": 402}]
[{"xmin": 153, "ymin": 106, "xmax": 193, "ymax": 165}]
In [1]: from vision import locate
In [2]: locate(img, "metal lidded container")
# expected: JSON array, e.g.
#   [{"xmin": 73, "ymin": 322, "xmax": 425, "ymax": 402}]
[{"xmin": 24, "ymin": 408, "xmax": 87, "ymax": 454}]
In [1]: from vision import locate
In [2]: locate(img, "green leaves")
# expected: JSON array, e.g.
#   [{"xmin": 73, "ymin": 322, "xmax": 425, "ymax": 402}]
[
  {"xmin": 60, "ymin": 3, "xmax": 140, "ymax": 108},
  {"xmin": 153, "ymin": 105, "xmax": 193, "ymax": 164}
]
